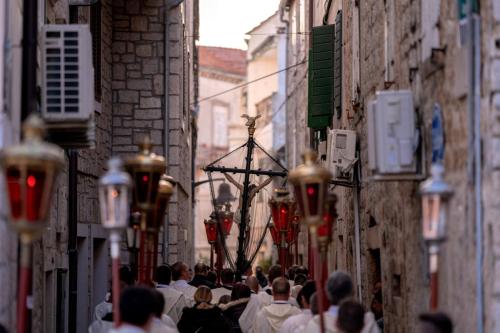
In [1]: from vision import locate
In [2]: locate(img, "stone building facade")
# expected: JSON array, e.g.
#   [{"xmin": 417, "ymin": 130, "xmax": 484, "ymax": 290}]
[
  {"xmin": 282, "ymin": 0, "xmax": 500, "ymax": 332},
  {"xmin": 0, "ymin": 0, "xmax": 198, "ymax": 332}
]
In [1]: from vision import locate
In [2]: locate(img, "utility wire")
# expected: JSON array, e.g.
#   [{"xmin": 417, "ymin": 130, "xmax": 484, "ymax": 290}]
[{"xmin": 195, "ymin": 60, "xmax": 306, "ymax": 105}]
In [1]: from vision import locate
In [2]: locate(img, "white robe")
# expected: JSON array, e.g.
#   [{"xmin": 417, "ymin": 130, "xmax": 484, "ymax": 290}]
[
  {"xmin": 211, "ymin": 286, "xmax": 232, "ymax": 304},
  {"xmin": 303, "ymin": 306, "xmax": 380, "ymax": 333},
  {"xmin": 254, "ymin": 302, "xmax": 301, "ymax": 333},
  {"xmin": 151, "ymin": 317, "xmax": 179, "ymax": 333},
  {"xmin": 157, "ymin": 284, "xmax": 188, "ymax": 323},
  {"xmin": 239, "ymin": 294, "xmax": 262, "ymax": 333},
  {"xmin": 93, "ymin": 300, "xmax": 112, "ymax": 320},
  {"xmin": 88, "ymin": 319, "xmax": 113, "ymax": 333},
  {"xmin": 170, "ymin": 280, "xmax": 197, "ymax": 306},
  {"xmin": 279, "ymin": 309, "xmax": 312, "ymax": 333}
]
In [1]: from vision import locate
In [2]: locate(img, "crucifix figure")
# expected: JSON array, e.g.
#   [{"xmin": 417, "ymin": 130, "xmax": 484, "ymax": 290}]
[{"xmin": 223, "ymin": 173, "xmax": 273, "ymax": 224}]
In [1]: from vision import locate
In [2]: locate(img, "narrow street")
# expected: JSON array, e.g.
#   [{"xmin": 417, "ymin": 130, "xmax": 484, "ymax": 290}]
[{"xmin": 0, "ymin": 0, "xmax": 498, "ymax": 332}]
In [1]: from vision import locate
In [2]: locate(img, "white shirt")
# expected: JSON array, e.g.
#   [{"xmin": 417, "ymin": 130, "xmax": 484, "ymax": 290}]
[
  {"xmin": 151, "ymin": 317, "xmax": 178, "ymax": 333},
  {"xmin": 211, "ymin": 286, "xmax": 233, "ymax": 304},
  {"xmin": 254, "ymin": 301, "xmax": 301, "ymax": 333},
  {"xmin": 157, "ymin": 284, "xmax": 188, "ymax": 323},
  {"xmin": 171, "ymin": 280, "xmax": 197, "ymax": 306},
  {"xmin": 279, "ymin": 309, "xmax": 312, "ymax": 333},
  {"xmin": 109, "ymin": 324, "xmax": 147, "ymax": 333},
  {"xmin": 304, "ymin": 306, "xmax": 380, "ymax": 333}
]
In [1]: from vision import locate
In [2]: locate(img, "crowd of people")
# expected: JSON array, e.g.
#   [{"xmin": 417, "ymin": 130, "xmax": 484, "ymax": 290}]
[{"xmin": 89, "ymin": 263, "xmax": 454, "ymax": 333}]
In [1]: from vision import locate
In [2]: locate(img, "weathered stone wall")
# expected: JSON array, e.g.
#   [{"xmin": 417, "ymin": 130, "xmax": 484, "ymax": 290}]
[
  {"xmin": 285, "ymin": 0, "xmax": 500, "ymax": 331},
  {"xmin": 111, "ymin": 0, "xmax": 195, "ymax": 267}
]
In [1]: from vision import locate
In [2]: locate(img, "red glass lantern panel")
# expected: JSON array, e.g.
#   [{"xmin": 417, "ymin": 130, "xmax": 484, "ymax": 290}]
[
  {"xmin": 223, "ymin": 216, "xmax": 233, "ymax": 235},
  {"xmin": 26, "ymin": 170, "xmax": 46, "ymax": 222},
  {"xmin": 6, "ymin": 168, "xmax": 22, "ymax": 219},
  {"xmin": 317, "ymin": 214, "xmax": 332, "ymax": 239},
  {"xmin": 306, "ymin": 183, "xmax": 319, "ymax": 216},
  {"xmin": 204, "ymin": 220, "xmax": 218, "ymax": 244},
  {"xmin": 134, "ymin": 172, "xmax": 161, "ymax": 207}
]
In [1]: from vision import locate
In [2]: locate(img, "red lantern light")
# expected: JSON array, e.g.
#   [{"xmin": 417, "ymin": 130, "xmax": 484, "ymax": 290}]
[
  {"xmin": 217, "ymin": 203, "xmax": 234, "ymax": 236},
  {"xmin": 317, "ymin": 194, "xmax": 337, "ymax": 251},
  {"xmin": 204, "ymin": 219, "xmax": 218, "ymax": 244}
]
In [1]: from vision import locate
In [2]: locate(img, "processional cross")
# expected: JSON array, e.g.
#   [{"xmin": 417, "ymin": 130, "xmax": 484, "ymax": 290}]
[{"xmin": 204, "ymin": 114, "xmax": 287, "ymax": 277}]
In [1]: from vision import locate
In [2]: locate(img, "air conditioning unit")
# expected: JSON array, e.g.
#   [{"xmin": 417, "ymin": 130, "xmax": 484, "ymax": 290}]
[
  {"xmin": 368, "ymin": 90, "xmax": 417, "ymax": 175},
  {"xmin": 41, "ymin": 25, "xmax": 95, "ymax": 149},
  {"xmin": 327, "ymin": 129, "xmax": 357, "ymax": 182}
]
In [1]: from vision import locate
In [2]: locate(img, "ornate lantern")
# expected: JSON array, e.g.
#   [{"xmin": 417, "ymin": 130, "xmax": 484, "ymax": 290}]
[
  {"xmin": 289, "ymin": 150, "xmax": 332, "ymax": 333},
  {"xmin": 419, "ymin": 164, "xmax": 454, "ymax": 310},
  {"xmin": 0, "ymin": 114, "xmax": 64, "ymax": 333},
  {"xmin": 1, "ymin": 114, "xmax": 64, "ymax": 243},
  {"xmin": 317, "ymin": 193, "xmax": 337, "ymax": 253},
  {"xmin": 218, "ymin": 203, "xmax": 234, "ymax": 236},
  {"xmin": 99, "ymin": 158, "xmax": 131, "ymax": 231},
  {"xmin": 204, "ymin": 218, "xmax": 218, "ymax": 244},
  {"xmin": 420, "ymin": 164, "xmax": 453, "ymax": 246},
  {"xmin": 288, "ymin": 150, "xmax": 332, "ymax": 230},
  {"xmin": 124, "ymin": 135, "xmax": 166, "ymax": 226},
  {"xmin": 151, "ymin": 174, "xmax": 175, "ymax": 230},
  {"xmin": 98, "ymin": 157, "xmax": 131, "ymax": 327},
  {"xmin": 268, "ymin": 188, "xmax": 296, "ymax": 272}
]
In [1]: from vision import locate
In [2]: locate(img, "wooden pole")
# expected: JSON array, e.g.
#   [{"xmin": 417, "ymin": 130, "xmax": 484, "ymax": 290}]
[{"xmin": 17, "ymin": 242, "xmax": 32, "ymax": 333}]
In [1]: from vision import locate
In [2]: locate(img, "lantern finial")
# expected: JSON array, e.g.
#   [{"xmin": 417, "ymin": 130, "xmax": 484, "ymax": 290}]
[
  {"xmin": 302, "ymin": 150, "xmax": 318, "ymax": 165},
  {"xmin": 138, "ymin": 135, "xmax": 153, "ymax": 154},
  {"xmin": 22, "ymin": 113, "xmax": 46, "ymax": 141}
]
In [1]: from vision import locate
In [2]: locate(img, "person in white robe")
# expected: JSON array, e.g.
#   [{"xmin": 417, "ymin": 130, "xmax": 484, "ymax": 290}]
[
  {"xmin": 155, "ymin": 265, "xmax": 188, "ymax": 323},
  {"xmin": 170, "ymin": 262, "xmax": 197, "ymax": 306},
  {"xmin": 279, "ymin": 280, "xmax": 316, "ymax": 333},
  {"xmin": 304, "ymin": 272, "xmax": 380, "ymax": 333},
  {"xmin": 151, "ymin": 289, "xmax": 179, "ymax": 333},
  {"xmin": 211, "ymin": 268, "xmax": 235, "ymax": 304},
  {"xmin": 253, "ymin": 278, "xmax": 301, "ymax": 333}
]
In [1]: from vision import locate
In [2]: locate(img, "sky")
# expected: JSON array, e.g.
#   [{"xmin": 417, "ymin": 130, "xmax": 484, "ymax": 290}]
[{"xmin": 199, "ymin": 0, "xmax": 281, "ymax": 50}]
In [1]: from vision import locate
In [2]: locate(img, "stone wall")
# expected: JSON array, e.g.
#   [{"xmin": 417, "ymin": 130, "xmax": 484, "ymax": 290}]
[{"xmin": 284, "ymin": 0, "xmax": 500, "ymax": 331}]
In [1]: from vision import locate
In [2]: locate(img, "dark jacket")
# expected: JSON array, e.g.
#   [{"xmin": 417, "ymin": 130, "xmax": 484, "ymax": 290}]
[
  {"xmin": 188, "ymin": 274, "xmax": 216, "ymax": 289},
  {"xmin": 220, "ymin": 298, "xmax": 250, "ymax": 333},
  {"xmin": 178, "ymin": 305, "xmax": 230, "ymax": 333}
]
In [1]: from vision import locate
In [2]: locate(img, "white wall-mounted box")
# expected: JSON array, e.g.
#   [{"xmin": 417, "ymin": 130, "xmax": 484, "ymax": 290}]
[
  {"xmin": 328, "ymin": 129, "xmax": 357, "ymax": 181},
  {"xmin": 368, "ymin": 90, "xmax": 417, "ymax": 175}
]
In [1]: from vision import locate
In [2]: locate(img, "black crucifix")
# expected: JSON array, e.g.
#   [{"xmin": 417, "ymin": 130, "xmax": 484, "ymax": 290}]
[{"xmin": 204, "ymin": 114, "xmax": 287, "ymax": 278}]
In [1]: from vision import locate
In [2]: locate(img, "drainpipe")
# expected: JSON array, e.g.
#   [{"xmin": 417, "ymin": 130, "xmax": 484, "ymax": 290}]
[
  {"xmin": 67, "ymin": 150, "xmax": 78, "ymax": 333},
  {"xmin": 163, "ymin": 0, "xmax": 184, "ymax": 263},
  {"xmin": 20, "ymin": 0, "xmax": 37, "ymax": 120},
  {"xmin": 466, "ymin": 1, "xmax": 483, "ymax": 331},
  {"xmin": 279, "ymin": 5, "xmax": 289, "ymax": 167}
]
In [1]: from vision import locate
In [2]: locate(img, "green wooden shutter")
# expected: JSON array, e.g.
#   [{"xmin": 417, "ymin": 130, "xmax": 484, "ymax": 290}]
[
  {"xmin": 334, "ymin": 11, "xmax": 342, "ymax": 119},
  {"xmin": 308, "ymin": 24, "xmax": 335, "ymax": 130}
]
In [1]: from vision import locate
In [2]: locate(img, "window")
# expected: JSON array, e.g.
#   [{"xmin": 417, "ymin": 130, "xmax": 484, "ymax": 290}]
[
  {"xmin": 90, "ymin": 2, "xmax": 102, "ymax": 102},
  {"xmin": 255, "ymin": 96, "xmax": 273, "ymax": 126},
  {"xmin": 212, "ymin": 105, "xmax": 228, "ymax": 148}
]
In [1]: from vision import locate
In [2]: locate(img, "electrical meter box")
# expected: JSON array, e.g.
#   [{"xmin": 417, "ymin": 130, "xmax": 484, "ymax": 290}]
[
  {"xmin": 368, "ymin": 90, "xmax": 417, "ymax": 174},
  {"xmin": 328, "ymin": 129, "xmax": 357, "ymax": 181}
]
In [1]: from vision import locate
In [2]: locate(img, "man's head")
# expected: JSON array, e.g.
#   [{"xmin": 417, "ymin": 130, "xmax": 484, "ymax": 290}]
[
  {"xmin": 245, "ymin": 275, "xmax": 259, "ymax": 294},
  {"xmin": 295, "ymin": 266, "xmax": 309, "ymax": 277},
  {"xmin": 171, "ymin": 262, "xmax": 189, "ymax": 281},
  {"xmin": 294, "ymin": 273, "xmax": 307, "ymax": 287},
  {"xmin": 221, "ymin": 268, "xmax": 235, "ymax": 285},
  {"xmin": 288, "ymin": 266, "xmax": 298, "ymax": 281},
  {"xmin": 194, "ymin": 262, "xmax": 208, "ymax": 276},
  {"xmin": 417, "ymin": 312, "xmax": 453, "ymax": 333},
  {"xmin": 272, "ymin": 277, "xmax": 290, "ymax": 301},
  {"xmin": 298, "ymin": 280, "xmax": 316, "ymax": 309},
  {"xmin": 120, "ymin": 266, "xmax": 134, "ymax": 287},
  {"xmin": 326, "ymin": 271, "xmax": 353, "ymax": 305},
  {"xmin": 151, "ymin": 289, "xmax": 166, "ymax": 318},
  {"xmin": 336, "ymin": 299, "xmax": 365, "ymax": 333},
  {"xmin": 206, "ymin": 270, "xmax": 217, "ymax": 285},
  {"xmin": 231, "ymin": 283, "xmax": 251, "ymax": 301},
  {"xmin": 120, "ymin": 286, "xmax": 155, "ymax": 329},
  {"xmin": 310, "ymin": 293, "xmax": 319, "ymax": 315},
  {"xmin": 155, "ymin": 265, "xmax": 172, "ymax": 285},
  {"xmin": 268, "ymin": 265, "xmax": 282, "ymax": 286}
]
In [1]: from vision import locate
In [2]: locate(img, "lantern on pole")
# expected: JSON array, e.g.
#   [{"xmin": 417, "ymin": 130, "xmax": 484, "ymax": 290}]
[
  {"xmin": 0, "ymin": 114, "xmax": 64, "ymax": 333},
  {"xmin": 419, "ymin": 164, "xmax": 454, "ymax": 310},
  {"xmin": 126, "ymin": 211, "xmax": 141, "ymax": 280},
  {"xmin": 218, "ymin": 203, "xmax": 234, "ymax": 236},
  {"xmin": 289, "ymin": 150, "xmax": 332, "ymax": 333},
  {"xmin": 317, "ymin": 193, "xmax": 337, "ymax": 254},
  {"xmin": 268, "ymin": 188, "xmax": 296, "ymax": 274},
  {"xmin": 204, "ymin": 217, "xmax": 218, "ymax": 270},
  {"xmin": 98, "ymin": 157, "xmax": 131, "ymax": 327},
  {"xmin": 124, "ymin": 136, "xmax": 166, "ymax": 283}
]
